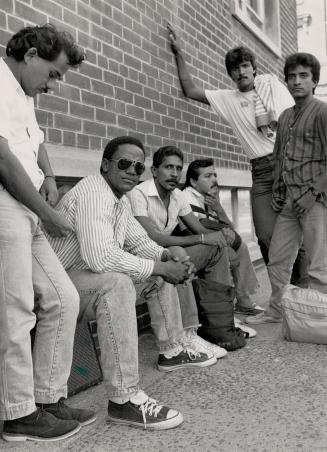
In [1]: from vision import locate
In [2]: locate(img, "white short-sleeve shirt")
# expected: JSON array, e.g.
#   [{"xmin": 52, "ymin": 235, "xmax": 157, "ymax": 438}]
[
  {"xmin": 205, "ymin": 77, "xmax": 294, "ymax": 160},
  {"xmin": 0, "ymin": 58, "xmax": 44, "ymax": 190},
  {"xmin": 128, "ymin": 178, "xmax": 192, "ymax": 236}
]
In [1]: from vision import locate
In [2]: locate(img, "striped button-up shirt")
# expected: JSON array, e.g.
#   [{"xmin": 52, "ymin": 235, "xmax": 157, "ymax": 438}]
[
  {"xmin": 272, "ymin": 98, "xmax": 327, "ymax": 211},
  {"xmin": 49, "ymin": 174, "xmax": 164, "ymax": 282},
  {"xmin": 127, "ymin": 178, "xmax": 192, "ymax": 236}
]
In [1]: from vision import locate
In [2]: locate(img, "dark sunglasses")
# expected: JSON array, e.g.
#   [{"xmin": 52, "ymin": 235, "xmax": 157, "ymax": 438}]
[{"xmin": 109, "ymin": 158, "xmax": 146, "ymax": 175}]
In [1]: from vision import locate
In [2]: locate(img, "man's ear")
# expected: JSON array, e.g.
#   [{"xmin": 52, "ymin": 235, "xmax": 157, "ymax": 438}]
[
  {"xmin": 190, "ymin": 177, "xmax": 197, "ymax": 188},
  {"xmin": 101, "ymin": 158, "xmax": 109, "ymax": 173},
  {"xmin": 24, "ymin": 47, "xmax": 38, "ymax": 63},
  {"xmin": 151, "ymin": 165, "xmax": 157, "ymax": 177}
]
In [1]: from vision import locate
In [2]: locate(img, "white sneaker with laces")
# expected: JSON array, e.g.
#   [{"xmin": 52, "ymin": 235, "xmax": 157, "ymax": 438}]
[
  {"xmin": 185, "ymin": 329, "xmax": 227, "ymax": 359},
  {"xmin": 234, "ymin": 317, "xmax": 257, "ymax": 338}
]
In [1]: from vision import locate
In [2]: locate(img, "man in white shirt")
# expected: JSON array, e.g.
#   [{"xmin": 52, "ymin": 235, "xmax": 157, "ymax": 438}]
[
  {"xmin": 0, "ymin": 24, "xmax": 95, "ymax": 442},
  {"xmin": 167, "ymin": 26, "xmax": 307, "ymax": 293},
  {"xmin": 49, "ymin": 136, "xmax": 217, "ymax": 431},
  {"xmin": 128, "ymin": 146, "xmax": 248, "ymax": 351},
  {"xmin": 183, "ymin": 158, "xmax": 263, "ymax": 315}
]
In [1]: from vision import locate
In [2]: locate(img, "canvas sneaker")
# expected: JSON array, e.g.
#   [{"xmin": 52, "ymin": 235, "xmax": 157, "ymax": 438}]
[
  {"xmin": 245, "ymin": 312, "xmax": 282, "ymax": 325},
  {"xmin": 157, "ymin": 347, "xmax": 216, "ymax": 372},
  {"xmin": 185, "ymin": 328, "xmax": 227, "ymax": 359},
  {"xmin": 37, "ymin": 398, "xmax": 96, "ymax": 426},
  {"xmin": 234, "ymin": 317, "xmax": 257, "ymax": 338},
  {"xmin": 108, "ymin": 390, "xmax": 183, "ymax": 430},
  {"xmin": 2, "ymin": 408, "xmax": 80, "ymax": 442}
]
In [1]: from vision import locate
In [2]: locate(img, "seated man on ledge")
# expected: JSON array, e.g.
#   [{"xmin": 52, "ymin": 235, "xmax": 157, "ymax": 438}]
[
  {"xmin": 183, "ymin": 158, "xmax": 264, "ymax": 316},
  {"xmin": 48, "ymin": 136, "xmax": 217, "ymax": 431},
  {"xmin": 128, "ymin": 145, "xmax": 253, "ymax": 347}
]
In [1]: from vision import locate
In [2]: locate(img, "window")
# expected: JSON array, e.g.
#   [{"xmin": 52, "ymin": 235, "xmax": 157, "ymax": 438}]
[{"xmin": 231, "ymin": 0, "xmax": 281, "ymax": 56}]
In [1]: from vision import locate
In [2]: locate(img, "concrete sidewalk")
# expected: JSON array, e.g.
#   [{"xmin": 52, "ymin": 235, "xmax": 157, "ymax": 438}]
[{"xmin": 2, "ymin": 265, "xmax": 327, "ymax": 452}]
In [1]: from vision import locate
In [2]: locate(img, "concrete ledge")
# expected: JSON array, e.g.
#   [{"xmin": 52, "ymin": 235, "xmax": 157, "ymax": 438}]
[{"xmin": 46, "ymin": 143, "xmax": 252, "ymax": 187}]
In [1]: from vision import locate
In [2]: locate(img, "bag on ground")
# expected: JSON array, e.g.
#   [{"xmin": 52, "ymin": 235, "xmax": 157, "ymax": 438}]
[
  {"xmin": 193, "ymin": 279, "xmax": 246, "ymax": 351},
  {"xmin": 281, "ymin": 284, "xmax": 327, "ymax": 344}
]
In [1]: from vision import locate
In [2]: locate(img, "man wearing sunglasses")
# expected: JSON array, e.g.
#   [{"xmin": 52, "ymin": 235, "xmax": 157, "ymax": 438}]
[
  {"xmin": 128, "ymin": 146, "xmax": 248, "ymax": 351},
  {"xmin": 48, "ymin": 136, "xmax": 218, "ymax": 431}
]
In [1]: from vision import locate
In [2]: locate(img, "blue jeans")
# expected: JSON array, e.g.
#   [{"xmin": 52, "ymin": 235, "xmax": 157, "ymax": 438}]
[
  {"xmin": 0, "ymin": 189, "xmax": 79, "ymax": 420},
  {"xmin": 229, "ymin": 243, "xmax": 258, "ymax": 308},
  {"xmin": 136, "ymin": 278, "xmax": 199, "ymax": 352},
  {"xmin": 68, "ymin": 270, "xmax": 140, "ymax": 403},
  {"xmin": 250, "ymin": 154, "xmax": 308, "ymax": 286},
  {"xmin": 69, "ymin": 269, "xmax": 201, "ymax": 402},
  {"xmin": 266, "ymin": 198, "xmax": 327, "ymax": 318}
]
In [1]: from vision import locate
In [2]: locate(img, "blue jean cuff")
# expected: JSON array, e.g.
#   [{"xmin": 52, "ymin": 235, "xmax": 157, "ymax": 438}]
[
  {"xmin": 0, "ymin": 399, "xmax": 36, "ymax": 421},
  {"xmin": 108, "ymin": 385, "xmax": 140, "ymax": 403}
]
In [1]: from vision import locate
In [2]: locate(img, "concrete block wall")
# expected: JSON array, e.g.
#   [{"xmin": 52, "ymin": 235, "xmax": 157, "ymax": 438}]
[{"xmin": 0, "ymin": 0, "xmax": 297, "ymax": 174}]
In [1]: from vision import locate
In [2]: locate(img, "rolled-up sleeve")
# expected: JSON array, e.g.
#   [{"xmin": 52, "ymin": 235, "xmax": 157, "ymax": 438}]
[{"xmin": 124, "ymin": 201, "xmax": 164, "ymax": 261}]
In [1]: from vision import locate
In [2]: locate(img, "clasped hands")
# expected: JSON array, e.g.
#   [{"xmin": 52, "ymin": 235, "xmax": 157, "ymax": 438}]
[{"xmin": 165, "ymin": 246, "xmax": 197, "ymax": 286}]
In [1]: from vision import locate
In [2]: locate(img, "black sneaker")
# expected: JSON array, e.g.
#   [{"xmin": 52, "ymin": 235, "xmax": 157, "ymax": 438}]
[
  {"xmin": 37, "ymin": 398, "xmax": 96, "ymax": 426},
  {"xmin": 108, "ymin": 390, "xmax": 183, "ymax": 430},
  {"xmin": 157, "ymin": 347, "xmax": 216, "ymax": 372},
  {"xmin": 2, "ymin": 408, "xmax": 80, "ymax": 442}
]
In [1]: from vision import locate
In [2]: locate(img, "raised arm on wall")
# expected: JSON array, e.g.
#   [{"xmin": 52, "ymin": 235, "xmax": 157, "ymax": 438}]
[{"xmin": 167, "ymin": 23, "xmax": 209, "ymax": 105}]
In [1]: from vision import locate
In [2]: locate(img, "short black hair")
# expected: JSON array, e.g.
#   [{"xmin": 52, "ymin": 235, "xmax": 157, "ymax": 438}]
[
  {"xmin": 101, "ymin": 136, "xmax": 145, "ymax": 172},
  {"xmin": 152, "ymin": 146, "xmax": 184, "ymax": 168},
  {"xmin": 225, "ymin": 46, "xmax": 257, "ymax": 77},
  {"xmin": 184, "ymin": 158, "xmax": 214, "ymax": 188},
  {"xmin": 284, "ymin": 52, "xmax": 320, "ymax": 93},
  {"xmin": 6, "ymin": 23, "xmax": 85, "ymax": 66}
]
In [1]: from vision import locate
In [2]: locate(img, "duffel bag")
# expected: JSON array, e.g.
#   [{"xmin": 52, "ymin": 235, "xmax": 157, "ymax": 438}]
[{"xmin": 281, "ymin": 284, "xmax": 327, "ymax": 344}]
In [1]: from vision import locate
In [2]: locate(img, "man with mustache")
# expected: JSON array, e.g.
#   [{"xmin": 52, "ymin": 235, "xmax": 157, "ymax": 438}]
[
  {"xmin": 48, "ymin": 136, "xmax": 218, "ymax": 431},
  {"xmin": 128, "ymin": 145, "xmax": 247, "ymax": 350},
  {"xmin": 168, "ymin": 26, "xmax": 308, "ymax": 323},
  {"xmin": 183, "ymin": 158, "xmax": 262, "ymax": 318}
]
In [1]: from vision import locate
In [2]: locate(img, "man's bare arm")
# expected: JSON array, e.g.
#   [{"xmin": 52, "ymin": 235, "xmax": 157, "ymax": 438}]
[
  {"xmin": 38, "ymin": 143, "xmax": 59, "ymax": 207},
  {"xmin": 0, "ymin": 137, "xmax": 71, "ymax": 237},
  {"xmin": 134, "ymin": 215, "xmax": 203, "ymax": 247},
  {"xmin": 168, "ymin": 24, "xmax": 209, "ymax": 104},
  {"xmin": 135, "ymin": 213, "xmax": 227, "ymax": 248},
  {"xmin": 204, "ymin": 192, "xmax": 233, "ymax": 226}
]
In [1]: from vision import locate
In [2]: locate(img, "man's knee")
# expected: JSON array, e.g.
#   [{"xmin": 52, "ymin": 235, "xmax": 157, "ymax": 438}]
[
  {"xmin": 98, "ymin": 273, "xmax": 136, "ymax": 302},
  {"xmin": 63, "ymin": 280, "xmax": 80, "ymax": 320}
]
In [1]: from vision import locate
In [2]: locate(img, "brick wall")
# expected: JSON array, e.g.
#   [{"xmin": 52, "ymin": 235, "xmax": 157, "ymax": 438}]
[{"xmin": 0, "ymin": 0, "xmax": 297, "ymax": 174}]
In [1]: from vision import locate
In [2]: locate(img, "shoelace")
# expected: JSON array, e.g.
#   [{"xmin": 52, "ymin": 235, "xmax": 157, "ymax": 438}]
[
  {"xmin": 138, "ymin": 398, "xmax": 163, "ymax": 428},
  {"xmin": 183, "ymin": 347, "xmax": 201, "ymax": 361},
  {"xmin": 182, "ymin": 328, "xmax": 198, "ymax": 349}
]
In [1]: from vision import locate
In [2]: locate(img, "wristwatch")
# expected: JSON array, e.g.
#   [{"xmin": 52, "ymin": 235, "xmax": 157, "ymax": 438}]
[{"xmin": 310, "ymin": 187, "xmax": 321, "ymax": 199}]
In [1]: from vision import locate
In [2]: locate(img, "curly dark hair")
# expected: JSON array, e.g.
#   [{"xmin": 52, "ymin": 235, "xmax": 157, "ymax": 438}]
[
  {"xmin": 225, "ymin": 46, "xmax": 257, "ymax": 77},
  {"xmin": 184, "ymin": 158, "xmax": 214, "ymax": 188},
  {"xmin": 284, "ymin": 52, "xmax": 320, "ymax": 93},
  {"xmin": 152, "ymin": 146, "xmax": 184, "ymax": 168},
  {"xmin": 6, "ymin": 23, "xmax": 85, "ymax": 66}
]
